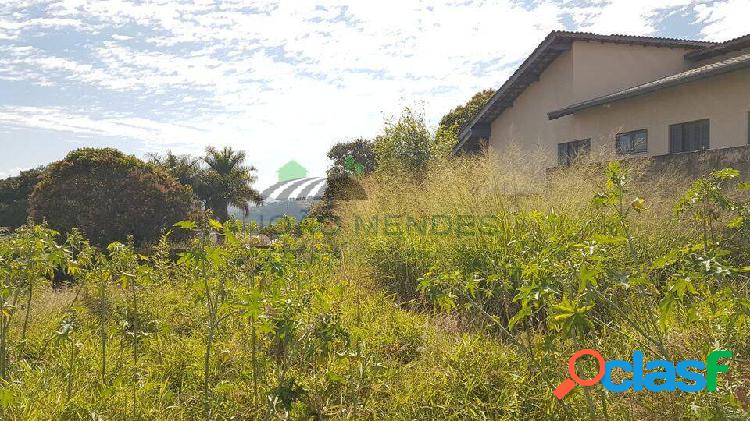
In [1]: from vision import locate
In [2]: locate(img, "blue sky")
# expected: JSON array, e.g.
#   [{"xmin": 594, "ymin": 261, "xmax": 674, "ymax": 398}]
[{"xmin": 1, "ymin": 0, "xmax": 748, "ymax": 188}]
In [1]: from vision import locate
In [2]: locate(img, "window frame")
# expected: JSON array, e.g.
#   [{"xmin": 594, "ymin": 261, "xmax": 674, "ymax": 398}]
[
  {"xmin": 557, "ymin": 138, "xmax": 591, "ymax": 166},
  {"xmin": 669, "ymin": 119, "xmax": 710, "ymax": 154},
  {"xmin": 615, "ymin": 129, "xmax": 648, "ymax": 155}
]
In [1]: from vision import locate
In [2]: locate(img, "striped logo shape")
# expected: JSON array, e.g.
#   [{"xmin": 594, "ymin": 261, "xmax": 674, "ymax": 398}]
[{"xmin": 260, "ymin": 177, "xmax": 327, "ymax": 202}]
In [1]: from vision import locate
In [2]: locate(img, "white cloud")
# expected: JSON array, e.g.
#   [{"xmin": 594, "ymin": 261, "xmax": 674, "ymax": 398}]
[
  {"xmin": 0, "ymin": 167, "xmax": 28, "ymax": 179},
  {"xmin": 695, "ymin": 0, "xmax": 750, "ymax": 41},
  {"xmin": 568, "ymin": 0, "xmax": 710, "ymax": 35},
  {"xmin": 0, "ymin": 0, "xmax": 746, "ymax": 187}
]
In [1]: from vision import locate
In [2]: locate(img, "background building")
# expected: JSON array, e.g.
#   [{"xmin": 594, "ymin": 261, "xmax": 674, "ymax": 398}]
[{"xmin": 455, "ymin": 31, "xmax": 750, "ymax": 171}]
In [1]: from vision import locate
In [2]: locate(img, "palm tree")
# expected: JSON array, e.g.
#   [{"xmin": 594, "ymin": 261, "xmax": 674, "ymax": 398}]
[
  {"xmin": 148, "ymin": 151, "xmax": 202, "ymax": 188},
  {"xmin": 201, "ymin": 146, "xmax": 262, "ymax": 221}
]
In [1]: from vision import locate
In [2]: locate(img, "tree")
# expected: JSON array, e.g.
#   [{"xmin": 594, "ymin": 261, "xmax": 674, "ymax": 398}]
[
  {"xmin": 201, "ymin": 146, "xmax": 262, "ymax": 222},
  {"xmin": 310, "ymin": 139, "xmax": 373, "ymax": 222},
  {"xmin": 434, "ymin": 89, "xmax": 494, "ymax": 156},
  {"xmin": 373, "ymin": 107, "xmax": 433, "ymax": 175},
  {"xmin": 147, "ymin": 151, "xmax": 203, "ymax": 188},
  {"xmin": 28, "ymin": 148, "xmax": 194, "ymax": 247},
  {"xmin": 326, "ymin": 138, "xmax": 376, "ymax": 176},
  {"xmin": 0, "ymin": 168, "xmax": 45, "ymax": 230},
  {"xmin": 148, "ymin": 147, "xmax": 262, "ymax": 222},
  {"xmin": 325, "ymin": 138, "xmax": 374, "ymax": 201}
]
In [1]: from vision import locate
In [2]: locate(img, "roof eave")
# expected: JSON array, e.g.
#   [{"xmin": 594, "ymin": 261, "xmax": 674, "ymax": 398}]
[
  {"xmin": 453, "ymin": 33, "xmax": 568, "ymax": 153},
  {"xmin": 685, "ymin": 34, "xmax": 750, "ymax": 61},
  {"xmin": 452, "ymin": 30, "xmax": 713, "ymax": 154}
]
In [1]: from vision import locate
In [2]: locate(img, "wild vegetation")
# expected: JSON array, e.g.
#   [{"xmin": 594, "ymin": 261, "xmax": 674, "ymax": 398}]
[
  {"xmin": 0, "ymin": 148, "xmax": 749, "ymax": 419},
  {"xmin": 0, "ymin": 91, "xmax": 748, "ymax": 419},
  {"xmin": 0, "ymin": 167, "xmax": 45, "ymax": 230},
  {"xmin": 433, "ymin": 88, "xmax": 495, "ymax": 156},
  {"xmin": 0, "ymin": 146, "xmax": 263, "ymax": 237}
]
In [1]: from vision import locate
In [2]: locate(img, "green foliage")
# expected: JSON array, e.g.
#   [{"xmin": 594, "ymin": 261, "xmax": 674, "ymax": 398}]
[
  {"xmin": 325, "ymin": 139, "xmax": 373, "ymax": 201},
  {"xmin": 336, "ymin": 155, "xmax": 750, "ymax": 418},
  {"xmin": 675, "ymin": 167, "xmax": 741, "ymax": 249},
  {"xmin": 199, "ymin": 146, "xmax": 262, "ymax": 221},
  {"xmin": 150, "ymin": 146, "xmax": 263, "ymax": 222},
  {"xmin": 29, "ymin": 148, "xmax": 194, "ymax": 247},
  {"xmin": 0, "ymin": 167, "xmax": 45, "ymax": 230},
  {"xmin": 373, "ymin": 107, "xmax": 434, "ymax": 175},
  {"xmin": 327, "ymin": 138, "xmax": 376, "ymax": 176},
  {"xmin": 147, "ymin": 151, "xmax": 203, "ymax": 189},
  {"xmin": 434, "ymin": 88, "xmax": 494, "ymax": 156},
  {"xmin": 0, "ymin": 223, "xmax": 67, "ymax": 381},
  {"xmin": 1, "ymin": 158, "xmax": 750, "ymax": 419},
  {"xmin": 311, "ymin": 139, "xmax": 374, "ymax": 222}
]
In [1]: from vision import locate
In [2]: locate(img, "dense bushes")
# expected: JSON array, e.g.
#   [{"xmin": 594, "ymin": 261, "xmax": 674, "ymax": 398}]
[
  {"xmin": 0, "ymin": 167, "xmax": 44, "ymax": 230},
  {"xmin": 1, "ymin": 151, "xmax": 750, "ymax": 419},
  {"xmin": 373, "ymin": 107, "xmax": 434, "ymax": 175},
  {"xmin": 29, "ymin": 148, "xmax": 194, "ymax": 247},
  {"xmin": 334, "ymin": 152, "xmax": 750, "ymax": 418},
  {"xmin": 1, "ymin": 217, "xmax": 442, "ymax": 419}
]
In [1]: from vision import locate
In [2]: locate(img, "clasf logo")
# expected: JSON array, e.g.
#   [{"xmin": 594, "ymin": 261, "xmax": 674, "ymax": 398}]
[{"xmin": 553, "ymin": 349, "xmax": 732, "ymax": 399}]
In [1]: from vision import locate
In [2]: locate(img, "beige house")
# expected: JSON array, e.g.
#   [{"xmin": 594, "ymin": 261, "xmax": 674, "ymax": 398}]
[{"xmin": 454, "ymin": 31, "xmax": 750, "ymax": 168}]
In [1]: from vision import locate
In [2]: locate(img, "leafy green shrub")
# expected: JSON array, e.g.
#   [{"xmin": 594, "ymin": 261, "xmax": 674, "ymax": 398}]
[
  {"xmin": 29, "ymin": 148, "xmax": 194, "ymax": 247},
  {"xmin": 0, "ymin": 167, "xmax": 45, "ymax": 230},
  {"xmin": 373, "ymin": 107, "xmax": 434, "ymax": 175},
  {"xmin": 334, "ymin": 152, "xmax": 750, "ymax": 418},
  {"xmin": 1, "ymin": 155, "xmax": 750, "ymax": 420}
]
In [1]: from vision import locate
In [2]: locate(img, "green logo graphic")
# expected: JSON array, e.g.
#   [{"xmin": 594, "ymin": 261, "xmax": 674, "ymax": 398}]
[
  {"xmin": 343, "ymin": 154, "xmax": 365, "ymax": 176},
  {"xmin": 277, "ymin": 160, "xmax": 308, "ymax": 182}
]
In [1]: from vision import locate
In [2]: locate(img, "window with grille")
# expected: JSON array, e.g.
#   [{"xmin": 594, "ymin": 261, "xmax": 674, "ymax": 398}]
[
  {"xmin": 669, "ymin": 119, "xmax": 709, "ymax": 153},
  {"xmin": 558, "ymin": 139, "xmax": 591, "ymax": 166},
  {"xmin": 616, "ymin": 129, "xmax": 647, "ymax": 155}
]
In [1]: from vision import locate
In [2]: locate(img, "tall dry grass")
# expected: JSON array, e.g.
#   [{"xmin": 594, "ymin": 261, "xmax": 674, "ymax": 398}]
[
  {"xmin": 334, "ymin": 147, "xmax": 700, "ymax": 302},
  {"xmin": 329, "ymin": 147, "xmax": 750, "ymax": 419}
]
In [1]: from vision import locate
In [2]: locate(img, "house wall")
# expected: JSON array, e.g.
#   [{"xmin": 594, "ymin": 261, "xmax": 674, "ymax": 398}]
[
  {"xmin": 489, "ymin": 48, "xmax": 575, "ymax": 157},
  {"xmin": 488, "ymin": 41, "xmax": 696, "ymax": 166},
  {"xmin": 568, "ymin": 67, "xmax": 750, "ymax": 158},
  {"xmin": 571, "ymin": 41, "xmax": 691, "ymax": 103}
]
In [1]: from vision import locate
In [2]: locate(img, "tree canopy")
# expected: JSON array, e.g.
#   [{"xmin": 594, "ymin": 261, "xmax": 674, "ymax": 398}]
[
  {"xmin": 29, "ymin": 148, "xmax": 195, "ymax": 247},
  {"xmin": 0, "ymin": 167, "xmax": 45, "ymax": 230},
  {"xmin": 147, "ymin": 151, "xmax": 203, "ymax": 188},
  {"xmin": 373, "ymin": 107, "xmax": 433, "ymax": 175},
  {"xmin": 326, "ymin": 138, "xmax": 376, "ymax": 176},
  {"xmin": 150, "ymin": 147, "xmax": 262, "ymax": 222},
  {"xmin": 434, "ymin": 89, "xmax": 494, "ymax": 156},
  {"xmin": 201, "ymin": 146, "xmax": 262, "ymax": 221}
]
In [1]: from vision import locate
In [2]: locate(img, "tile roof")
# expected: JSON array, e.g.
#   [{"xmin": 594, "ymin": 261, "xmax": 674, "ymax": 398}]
[
  {"xmin": 548, "ymin": 52, "xmax": 750, "ymax": 120},
  {"xmin": 685, "ymin": 33, "xmax": 750, "ymax": 61},
  {"xmin": 452, "ymin": 31, "xmax": 714, "ymax": 154}
]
